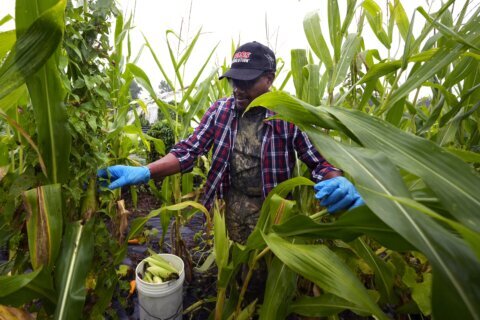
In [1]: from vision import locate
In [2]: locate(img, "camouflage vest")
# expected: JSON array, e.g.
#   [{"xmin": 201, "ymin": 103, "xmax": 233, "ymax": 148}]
[{"xmin": 225, "ymin": 107, "xmax": 265, "ymax": 244}]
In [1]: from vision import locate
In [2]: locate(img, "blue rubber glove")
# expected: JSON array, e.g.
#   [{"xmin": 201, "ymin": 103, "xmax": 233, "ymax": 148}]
[
  {"xmin": 97, "ymin": 165, "xmax": 150, "ymax": 190},
  {"xmin": 314, "ymin": 176, "xmax": 364, "ymax": 214}
]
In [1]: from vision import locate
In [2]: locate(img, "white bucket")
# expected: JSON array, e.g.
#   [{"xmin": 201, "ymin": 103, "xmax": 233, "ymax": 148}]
[{"xmin": 135, "ymin": 254, "xmax": 185, "ymax": 320}]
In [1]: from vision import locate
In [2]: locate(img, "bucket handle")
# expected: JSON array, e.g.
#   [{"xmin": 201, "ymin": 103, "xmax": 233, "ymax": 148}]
[{"xmin": 138, "ymin": 300, "xmax": 182, "ymax": 320}]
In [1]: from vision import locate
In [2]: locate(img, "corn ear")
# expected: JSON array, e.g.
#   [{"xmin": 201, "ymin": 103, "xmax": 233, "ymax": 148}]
[
  {"xmin": 153, "ymin": 275, "xmax": 163, "ymax": 284},
  {"xmin": 143, "ymin": 271, "xmax": 153, "ymax": 283},
  {"xmin": 147, "ymin": 266, "xmax": 173, "ymax": 278},
  {"xmin": 147, "ymin": 255, "xmax": 177, "ymax": 273}
]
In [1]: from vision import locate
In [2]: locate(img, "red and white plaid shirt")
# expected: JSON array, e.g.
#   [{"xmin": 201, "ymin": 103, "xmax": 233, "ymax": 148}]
[{"xmin": 170, "ymin": 96, "xmax": 339, "ymax": 210}]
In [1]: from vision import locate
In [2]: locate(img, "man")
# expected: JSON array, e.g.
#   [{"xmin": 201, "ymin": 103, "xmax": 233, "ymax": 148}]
[{"xmin": 98, "ymin": 41, "xmax": 363, "ymax": 244}]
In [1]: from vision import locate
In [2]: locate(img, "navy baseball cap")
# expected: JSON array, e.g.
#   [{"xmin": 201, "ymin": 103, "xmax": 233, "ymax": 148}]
[{"xmin": 219, "ymin": 41, "xmax": 276, "ymax": 81}]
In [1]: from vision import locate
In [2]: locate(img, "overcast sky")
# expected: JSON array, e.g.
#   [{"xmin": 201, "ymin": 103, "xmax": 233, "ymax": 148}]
[{"xmin": 1, "ymin": 0, "xmax": 473, "ymax": 92}]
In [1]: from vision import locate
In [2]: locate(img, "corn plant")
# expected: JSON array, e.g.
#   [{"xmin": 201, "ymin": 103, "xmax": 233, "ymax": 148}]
[
  {"xmin": 0, "ymin": 0, "xmax": 143, "ymax": 317},
  {"xmin": 0, "ymin": 0, "xmax": 94, "ymax": 318},
  {"xmin": 237, "ymin": 0, "xmax": 480, "ymax": 319},
  {"xmin": 121, "ymin": 25, "xmax": 224, "ymax": 280}
]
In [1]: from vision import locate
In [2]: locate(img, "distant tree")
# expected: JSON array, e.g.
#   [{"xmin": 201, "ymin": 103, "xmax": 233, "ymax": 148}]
[
  {"xmin": 158, "ymin": 80, "xmax": 172, "ymax": 94},
  {"xmin": 130, "ymin": 80, "xmax": 143, "ymax": 99}
]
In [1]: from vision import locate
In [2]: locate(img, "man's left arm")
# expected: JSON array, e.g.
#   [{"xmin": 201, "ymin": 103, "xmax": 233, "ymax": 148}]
[{"xmin": 293, "ymin": 128, "xmax": 364, "ymax": 213}]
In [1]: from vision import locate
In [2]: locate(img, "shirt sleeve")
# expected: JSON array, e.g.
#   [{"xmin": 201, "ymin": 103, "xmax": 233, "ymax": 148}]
[
  {"xmin": 169, "ymin": 102, "xmax": 218, "ymax": 173},
  {"xmin": 293, "ymin": 126, "xmax": 341, "ymax": 182}
]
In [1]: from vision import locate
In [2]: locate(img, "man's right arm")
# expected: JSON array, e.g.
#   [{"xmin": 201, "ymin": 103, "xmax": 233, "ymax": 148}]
[
  {"xmin": 147, "ymin": 153, "xmax": 181, "ymax": 180},
  {"xmin": 98, "ymin": 100, "xmax": 221, "ymax": 190}
]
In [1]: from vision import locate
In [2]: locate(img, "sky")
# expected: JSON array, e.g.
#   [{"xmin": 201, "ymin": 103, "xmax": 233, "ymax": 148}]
[{"xmin": 1, "ymin": 0, "xmax": 474, "ymax": 93}]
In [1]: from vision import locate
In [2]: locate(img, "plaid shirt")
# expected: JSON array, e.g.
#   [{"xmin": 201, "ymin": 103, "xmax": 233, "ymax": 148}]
[{"xmin": 170, "ymin": 96, "xmax": 339, "ymax": 210}]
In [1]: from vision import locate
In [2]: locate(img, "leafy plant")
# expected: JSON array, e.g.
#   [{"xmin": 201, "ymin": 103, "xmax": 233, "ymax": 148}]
[{"xmin": 241, "ymin": 0, "xmax": 480, "ymax": 318}]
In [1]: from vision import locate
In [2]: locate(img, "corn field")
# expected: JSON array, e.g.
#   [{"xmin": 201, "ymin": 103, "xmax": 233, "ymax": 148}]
[{"xmin": 0, "ymin": 0, "xmax": 479, "ymax": 319}]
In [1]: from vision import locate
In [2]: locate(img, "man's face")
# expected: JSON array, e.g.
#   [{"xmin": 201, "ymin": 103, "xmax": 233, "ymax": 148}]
[{"xmin": 229, "ymin": 73, "xmax": 274, "ymax": 111}]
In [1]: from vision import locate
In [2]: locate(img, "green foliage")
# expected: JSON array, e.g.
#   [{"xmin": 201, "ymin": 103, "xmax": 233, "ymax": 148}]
[
  {"xmin": 205, "ymin": 1, "xmax": 480, "ymax": 319},
  {"xmin": 1, "ymin": 0, "xmax": 479, "ymax": 318},
  {"xmin": 146, "ymin": 120, "xmax": 175, "ymax": 162}
]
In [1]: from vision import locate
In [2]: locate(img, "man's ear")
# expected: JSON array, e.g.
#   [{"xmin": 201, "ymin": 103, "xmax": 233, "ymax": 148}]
[{"xmin": 265, "ymin": 72, "xmax": 275, "ymax": 86}]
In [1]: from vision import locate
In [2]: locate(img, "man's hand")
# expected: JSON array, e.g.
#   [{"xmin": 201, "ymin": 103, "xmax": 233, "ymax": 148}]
[
  {"xmin": 97, "ymin": 165, "xmax": 150, "ymax": 190},
  {"xmin": 314, "ymin": 176, "xmax": 364, "ymax": 214}
]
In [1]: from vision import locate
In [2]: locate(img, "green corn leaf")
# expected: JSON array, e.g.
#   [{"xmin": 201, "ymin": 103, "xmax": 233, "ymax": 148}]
[
  {"xmin": 303, "ymin": 11, "xmax": 333, "ymax": 71},
  {"xmin": 251, "ymin": 193, "xmax": 297, "ymax": 319},
  {"xmin": 454, "ymin": 0, "xmax": 472, "ymax": 31},
  {"xmin": 349, "ymin": 238, "xmax": 396, "ymax": 303},
  {"xmin": 247, "ymin": 92, "xmax": 342, "ymax": 132},
  {"xmin": 263, "ymin": 233, "xmax": 388, "ymax": 320},
  {"xmin": 389, "ymin": 12, "xmax": 480, "ymax": 105},
  {"xmin": 446, "ymin": 147, "xmax": 480, "ymax": 163},
  {"xmin": 181, "ymin": 69, "xmax": 217, "ymax": 139},
  {"xmin": 122, "ymin": 124, "xmax": 150, "ymax": 152},
  {"xmin": 214, "ymin": 209, "xmax": 229, "ymax": 269},
  {"xmin": 249, "ymin": 92, "xmax": 480, "ymax": 319},
  {"xmin": 359, "ymin": 48, "xmax": 438, "ymax": 84},
  {"xmin": 362, "ymin": 0, "xmax": 391, "ymax": 49},
  {"xmin": 165, "ymin": 30, "xmax": 184, "ymax": 90},
  {"xmin": 0, "ymin": 0, "xmax": 65, "ymax": 100},
  {"xmin": 177, "ymin": 28, "xmax": 202, "ymax": 68},
  {"xmin": 291, "ymin": 49, "xmax": 308, "ymax": 99},
  {"xmin": 341, "ymin": 0, "xmax": 357, "ymax": 37},
  {"xmin": 0, "ymin": 267, "xmax": 56, "ymax": 307},
  {"xmin": 181, "ymin": 172, "xmax": 194, "ymax": 195},
  {"xmin": 410, "ymin": 0, "xmax": 455, "ymax": 54},
  {"xmin": 422, "ymin": 82, "xmax": 458, "ymax": 106},
  {"xmin": 392, "ymin": 0, "xmax": 411, "ymax": 42},
  {"xmin": 278, "ymin": 70, "xmax": 292, "ymax": 91},
  {"xmin": 177, "ymin": 42, "xmax": 218, "ymax": 109},
  {"xmin": 259, "ymin": 256, "xmax": 297, "ymax": 320},
  {"xmin": 387, "ymin": 1, "xmax": 395, "ymax": 43},
  {"xmin": 323, "ymin": 106, "xmax": 480, "ymax": 233},
  {"xmin": 54, "ymin": 219, "xmax": 95, "ymax": 320},
  {"xmin": 411, "ymin": 273, "xmax": 433, "ymax": 316},
  {"xmin": 113, "ymin": 13, "xmax": 133, "ymax": 68},
  {"xmin": 0, "ymin": 269, "xmax": 41, "ymax": 298},
  {"xmin": 0, "ymin": 14, "xmax": 13, "ymax": 27},
  {"xmin": 417, "ymin": 96, "xmax": 445, "ymax": 134},
  {"xmin": 16, "ymin": 0, "xmax": 70, "ymax": 184},
  {"xmin": 385, "ymin": 96, "xmax": 406, "ymax": 127},
  {"xmin": 328, "ymin": 0, "xmax": 341, "ymax": 62},
  {"xmin": 418, "ymin": 7, "xmax": 480, "ymax": 51},
  {"xmin": 0, "ymin": 85, "xmax": 27, "ymax": 113},
  {"xmin": 23, "ymin": 184, "xmax": 63, "ymax": 271},
  {"xmin": 330, "ymin": 33, "xmax": 361, "ymax": 89},
  {"xmin": 143, "ymin": 33, "xmax": 175, "ymax": 93},
  {"xmin": 303, "ymin": 64, "xmax": 320, "ymax": 106},
  {"xmin": 114, "ymin": 12, "xmax": 124, "ymax": 56},
  {"xmin": 126, "ymin": 63, "xmax": 175, "ymax": 130},
  {"xmin": 0, "ymin": 109, "xmax": 47, "ymax": 176},
  {"xmin": 273, "ymin": 207, "xmax": 413, "ymax": 252},
  {"xmin": 288, "ymin": 293, "xmax": 378, "ymax": 317},
  {"xmin": 318, "ymin": 71, "xmax": 329, "ymax": 102},
  {"xmin": 247, "ymin": 177, "xmax": 315, "ymax": 250},
  {"xmin": 0, "ymin": 30, "xmax": 15, "ymax": 60},
  {"xmin": 401, "ymin": 10, "xmax": 416, "ymax": 70},
  {"xmin": 444, "ymin": 56, "xmax": 477, "ymax": 88},
  {"xmin": 370, "ymin": 192, "xmax": 480, "ymax": 261},
  {"xmin": 300, "ymin": 126, "xmax": 480, "ymax": 320},
  {"xmin": 128, "ymin": 201, "xmax": 210, "ymax": 241}
]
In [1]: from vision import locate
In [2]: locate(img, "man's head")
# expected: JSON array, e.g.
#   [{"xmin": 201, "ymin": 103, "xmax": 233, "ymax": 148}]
[{"xmin": 220, "ymin": 41, "xmax": 276, "ymax": 110}]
